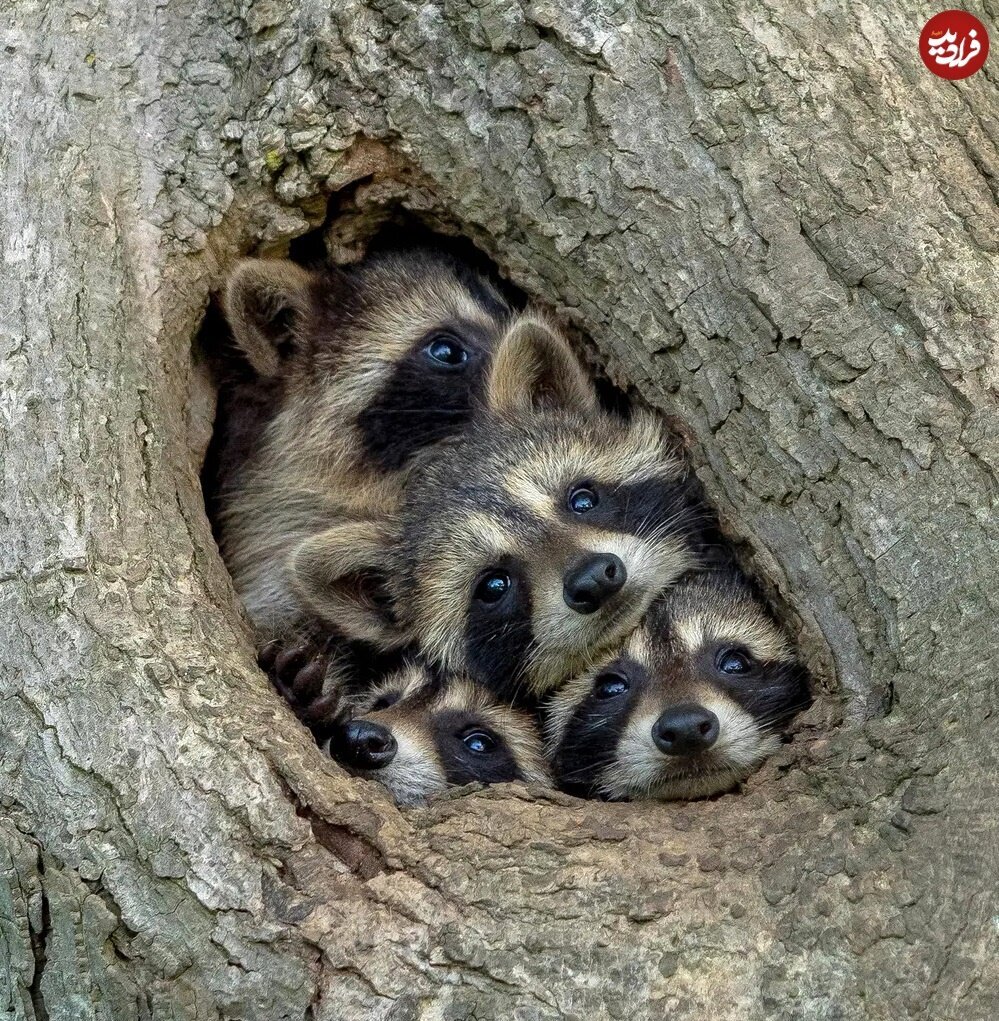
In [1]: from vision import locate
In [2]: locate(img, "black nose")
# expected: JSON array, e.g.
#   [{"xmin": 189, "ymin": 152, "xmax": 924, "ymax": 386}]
[
  {"xmin": 562, "ymin": 553, "xmax": 627, "ymax": 614},
  {"xmin": 336, "ymin": 720, "xmax": 398, "ymax": 770},
  {"xmin": 652, "ymin": 704, "xmax": 720, "ymax": 756}
]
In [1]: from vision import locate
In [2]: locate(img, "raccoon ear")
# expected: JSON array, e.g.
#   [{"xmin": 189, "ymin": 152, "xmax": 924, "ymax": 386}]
[
  {"xmin": 289, "ymin": 522, "xmax": 408, "ymax": 651},
  {"xmin": 224, "ymin": 259, "xmax": 315, "ymax": 378},
  {"xmin": 486, "ymin": 314, "xmax": 597, "ymax": 416}
]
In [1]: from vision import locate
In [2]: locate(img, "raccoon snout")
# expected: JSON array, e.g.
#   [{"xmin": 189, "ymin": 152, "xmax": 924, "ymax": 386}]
[
  {"xmin": 336, "ymin": 720, "xmax": 398, "ymax": 770},
  {"xmin": 562, "ymin": 553, "xmax": 627, "ymax": 614},
  {"xmin": 651, "ymin": 704, "xmax": 719, "ymax": 756}
]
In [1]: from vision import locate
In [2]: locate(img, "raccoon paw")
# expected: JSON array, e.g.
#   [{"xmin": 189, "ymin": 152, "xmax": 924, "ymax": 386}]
[{"xmin": 259, "ymin": 636, "xmax": 342, "ymax": 741}]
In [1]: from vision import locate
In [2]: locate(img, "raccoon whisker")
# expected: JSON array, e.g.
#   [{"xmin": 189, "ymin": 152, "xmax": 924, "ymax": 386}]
[
  {"xmin": 475, "ymin": 621, "xmax": 535, "ymax": 701},
  {"xmin": 621, "ymin": 484, "xmax": 636, "ymax": 535},
  {"xmin": 570, "ymin": 709, "xmax": 616, "ymax": 732},
  {"xmin": 636, "ymin": 508, "xmax": 696, "ymax": 543},
  {"xmin": 741, "ymin": 696, "xmax": 797, "ymax": 719},
  {"xmin": 520, "ymin": 637, "xmax": 558, "ymax": 691},
  {"xmin": 502, "ymin": 664, "xmax": 534, "ymax": 705},
  {"xmin": 750, "ymin": 711, "xmax": 803, "ymax": 734},
  {"xmin": 629, "ymin": 499, "xmax": 672, "ymax": 541},
  {"xmin": 558, "ymin": 752, "xmax": 616, "ymax": 778},
  {"xmin": 557, "ymin": 757, "xmax": 617, "ymax": 784},
  {"xmin": 505, "ymin": 662, "xmax": 537, "ymax": 706},
  {"xmin": 741, "ymin": 690, "xmax": 811, "ymax": 723}
]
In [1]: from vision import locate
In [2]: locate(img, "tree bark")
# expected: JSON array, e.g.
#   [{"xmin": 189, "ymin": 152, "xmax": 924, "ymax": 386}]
[{"xmin": 2, "ymin": 1, "xmax": 996, "ymax": 1018}]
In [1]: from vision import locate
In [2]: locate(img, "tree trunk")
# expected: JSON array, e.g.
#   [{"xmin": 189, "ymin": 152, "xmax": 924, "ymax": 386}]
[{"xmin": 2, "ymin": 0, "xmax": 996, "ymax": 1018}]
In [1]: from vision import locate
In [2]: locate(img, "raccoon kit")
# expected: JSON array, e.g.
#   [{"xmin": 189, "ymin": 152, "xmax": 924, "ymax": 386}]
[
  {"xmin": 262, "ymin": 629, "xmax": 549, "ymax": 804},
  {"xmin": 210, "ymin": 246, "xmax": 515, "ymax": 644},
  {"xmin": 293, "ymin": 315, "xmax": 708, "ymax": 702},
  {"xmin": 323, "ymin": 662, "xmax": 550, "ymax": 805},
  {"xmin": 543, "ymin": 567, "xmax": 812, "ymax": 801}
]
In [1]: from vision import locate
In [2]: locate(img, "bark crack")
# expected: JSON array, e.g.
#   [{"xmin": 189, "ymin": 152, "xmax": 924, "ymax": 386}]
[
  {"xmin": 274, "ymin": 770, "xmax": 390, "ymax": 880},
  {"xmin": 27, "ymin": 854, "xmax": 50, "ymax": 1021}
]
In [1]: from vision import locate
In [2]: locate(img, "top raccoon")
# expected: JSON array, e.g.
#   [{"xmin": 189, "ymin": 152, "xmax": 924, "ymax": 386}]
[{"xmin": 211, "ymin": 247, "xmax": 516, "ymax": 642}]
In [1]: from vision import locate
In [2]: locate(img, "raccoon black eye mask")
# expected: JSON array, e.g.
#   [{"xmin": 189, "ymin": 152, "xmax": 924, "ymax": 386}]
[
  {"xmin": 355, "ymin": 316, "xmax": 500, "ymax": 472},
  {"xmin": 543, "ymin": 566, "xmax": 812, "ymax": 801}
]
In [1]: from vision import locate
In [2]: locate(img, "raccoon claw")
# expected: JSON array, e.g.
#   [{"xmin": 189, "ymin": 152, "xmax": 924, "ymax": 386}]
[
  {"xmin": 295, "ymin": 691, "xmax": 341, "ymax": 731},
  {"xmin": 260, "ymin": 636, "xmax": 343, "ymax": 741},
  {"xmin": 260, "ymin": 637, "xmax": 324, "ymax": 704},
  {"xmin": 273, "ymin": 643, "xmax": 313, "ymax": 680},
  {"xmin": 256, "ymin": 639, "xmax": 282, "ymax": 672},
  {"xmin": 289, "ymin": 658, "xmax": 326, "ymax": 704}
]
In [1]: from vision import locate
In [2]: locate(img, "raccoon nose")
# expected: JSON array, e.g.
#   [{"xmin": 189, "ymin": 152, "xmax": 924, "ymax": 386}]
[
  {"xmin": 562, "ymin": 554, "xmax": 627, "ymax": 614},
  {"xmin": 337, "ymin": 720, "xmax": 398, "ymax": 771},
  {"xmin": 652, "ymin": 704, "xmax": 720, "ymax": 756}
]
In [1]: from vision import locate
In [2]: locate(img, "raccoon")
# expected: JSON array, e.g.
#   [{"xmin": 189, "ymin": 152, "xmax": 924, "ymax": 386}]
[
  {"xmin": 544, "ymin": 567, "xmax": 812, "ymax": 800},
  {"xmin": 322, "ymin": 662, "xmax": 551, "ymax": 805},
  {"xmin": 294, "ymin": 317, "xmax": 707, "ymax": 701},
  {"xmin": 209, "ymin": 247, "xmax": 515, "ymax": 642}
]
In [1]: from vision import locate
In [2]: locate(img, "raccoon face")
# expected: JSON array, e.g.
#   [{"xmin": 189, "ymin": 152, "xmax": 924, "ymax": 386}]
[
  {"xmin": 224, "ymin": 247, "xmax": 513, "ymax": 475},
  {"xmin": 544, "ymin": 570, "xmax": 812, "ymax": 800},
  {"xmin": 393, "ymin": 323, "xmax": 704, "ymax": 700},
  {"xmin": 324, "ymin": 664, "xmax": 550, "ymax": 806},
  {"xmin": 218, "ymin": 249, "xmax": 521, "ymax": 639}
]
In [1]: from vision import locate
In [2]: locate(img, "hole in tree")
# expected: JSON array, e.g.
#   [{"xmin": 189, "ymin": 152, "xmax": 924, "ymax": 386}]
[{"xmin": 195, "ymin": 184, "xmax": 823, "ymax": 808}]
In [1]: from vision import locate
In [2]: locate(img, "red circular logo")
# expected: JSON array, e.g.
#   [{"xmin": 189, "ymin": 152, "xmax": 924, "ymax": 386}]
[{"xmin": 920, "ymin": 10, "xmax": 989, "ymax": 79}]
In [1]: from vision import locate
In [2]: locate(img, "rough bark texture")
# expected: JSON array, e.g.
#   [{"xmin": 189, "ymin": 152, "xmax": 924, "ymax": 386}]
[{"xmin": 2, "ymin": 1, "xmax": 997, "ymax": 1018}]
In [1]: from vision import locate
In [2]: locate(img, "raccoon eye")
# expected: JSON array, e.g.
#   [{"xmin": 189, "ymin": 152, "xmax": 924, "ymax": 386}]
[
  {"xmin": 461, "ymin": 729, "xmax": 497, "ymax": 754},
  {"xmin": 716, "ymin": 648, "xmax": 752, "ymax": 674},
  {"xmin": 474, "ymin": 570, "xmax": 511, "ymax": 604},
  {"xmin": 567, "ymin": 484, "xmax": 599, "ymax": 514},
  {"xmin": 370, "ymin": 691, "xmax": 401, "ymax": 711},
  {"xmin": 424, "ymin": 333, "xmax": 468, "ymax": 367},
  {"xmin": 593, "ymin": 672, "xmax": 629, "ymax": 699}
]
